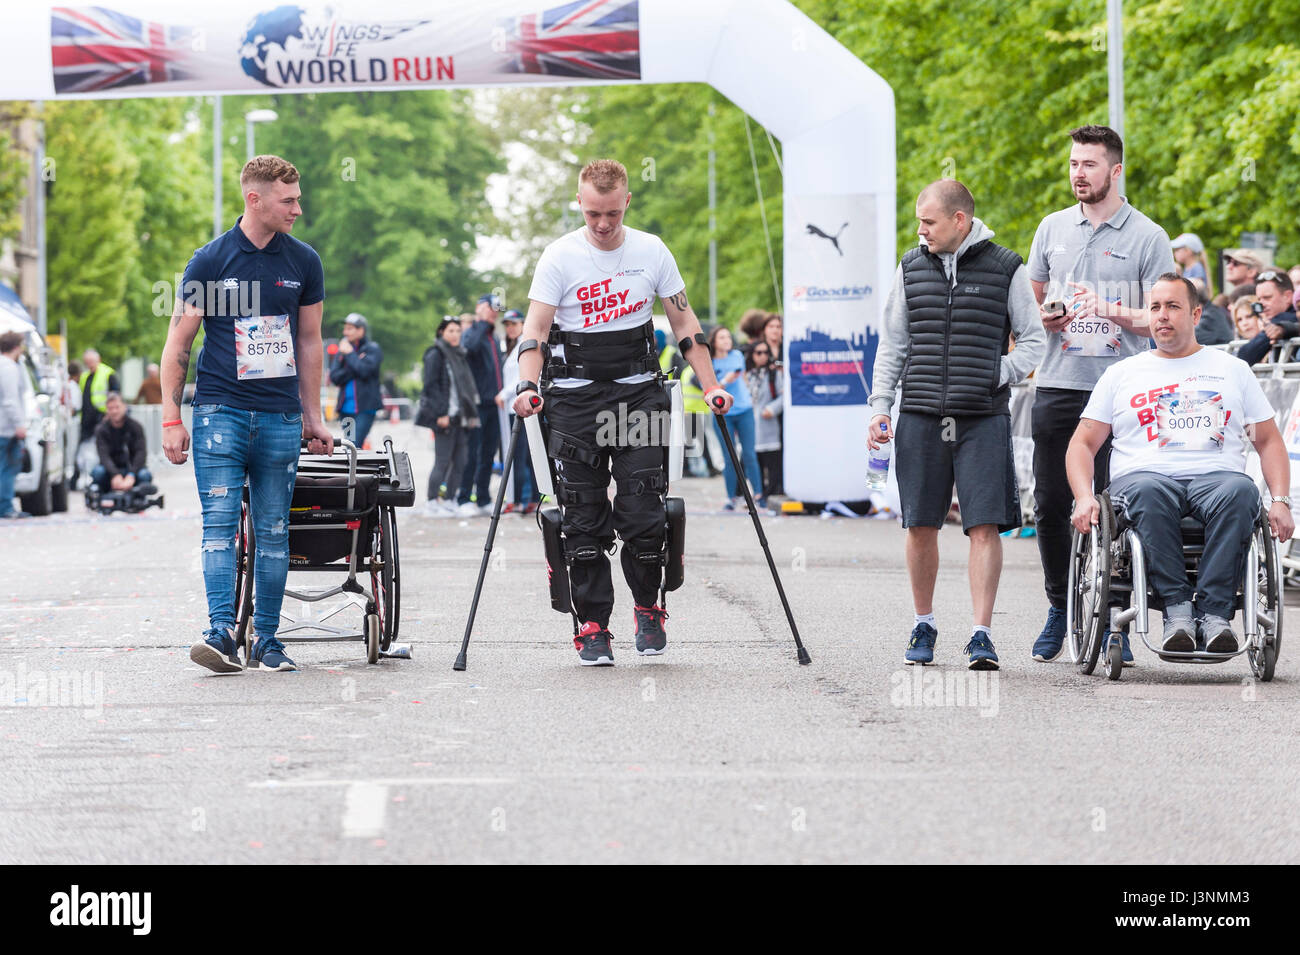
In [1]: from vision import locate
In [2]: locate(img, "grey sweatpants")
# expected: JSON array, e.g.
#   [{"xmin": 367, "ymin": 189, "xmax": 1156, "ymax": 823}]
[{"xmin": 1109, "ymin": 470, "xmax": 1260, "ymax": 619}]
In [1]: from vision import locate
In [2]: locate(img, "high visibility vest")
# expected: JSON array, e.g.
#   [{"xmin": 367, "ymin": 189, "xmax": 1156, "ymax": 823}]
[
  {"xmin": 79, "ymin": 363, "xmax": 115, "ymax": 413},
  {"xmin": 660, "ymin": 344, "xmax": 709, "ymax": 414}
]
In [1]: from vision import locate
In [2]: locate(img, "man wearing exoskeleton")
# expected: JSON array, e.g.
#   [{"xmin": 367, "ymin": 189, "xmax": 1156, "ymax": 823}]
[{"xmin": 512, "ymin": 159, "xmax": 733, "ymax": 666}]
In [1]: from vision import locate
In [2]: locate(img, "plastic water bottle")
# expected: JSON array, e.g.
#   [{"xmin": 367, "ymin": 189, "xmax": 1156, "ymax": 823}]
[{"xmin": 867, "ymin": 421, "xmax": 891, "ymax": 489}]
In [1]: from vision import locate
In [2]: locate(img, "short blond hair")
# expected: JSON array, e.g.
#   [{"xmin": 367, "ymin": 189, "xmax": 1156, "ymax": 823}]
[
  {"xmin": 241, "ymin": 154, "xmax": 299, "ymax": 194},
  {"xmin": 579, "ymin": 159, "xmax": 628, "ymax": 194}
]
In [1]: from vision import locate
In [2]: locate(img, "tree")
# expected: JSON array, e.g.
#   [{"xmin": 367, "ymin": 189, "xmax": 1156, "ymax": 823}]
[{"xmin": 44, "ymin": 100, "xmax": 142, "ymax": 360}]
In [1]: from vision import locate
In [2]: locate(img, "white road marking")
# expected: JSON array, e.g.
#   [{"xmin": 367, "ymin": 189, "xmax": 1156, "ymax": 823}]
[{"xmin": 341, "ymin": 782, "xmax": 388, "ymax": 838}]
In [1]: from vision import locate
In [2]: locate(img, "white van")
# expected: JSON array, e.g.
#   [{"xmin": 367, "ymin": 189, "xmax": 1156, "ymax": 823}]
[{"xmin": 0, "ymin": 299, "xmax": 71, "ymax": 515}]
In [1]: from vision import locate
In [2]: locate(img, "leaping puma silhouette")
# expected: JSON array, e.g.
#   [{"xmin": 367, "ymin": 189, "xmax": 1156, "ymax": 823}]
[{"xmin": 806, "ymin": 221, "xmax": 849, "ymax": 256}]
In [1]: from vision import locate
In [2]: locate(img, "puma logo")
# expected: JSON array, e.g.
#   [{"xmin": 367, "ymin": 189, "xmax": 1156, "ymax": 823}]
[{"xmin": 806, "ymin": 221, "xmax": 848, "ymax": 256}]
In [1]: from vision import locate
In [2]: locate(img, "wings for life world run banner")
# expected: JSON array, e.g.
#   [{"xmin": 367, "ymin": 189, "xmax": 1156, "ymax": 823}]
[
  {"xmin": 785, "ymin": 194, "xmax": 877, "ymax": 408},
  {"xmin": 49, "ymin": 0, "xmax": 640, "ymax": 95}
]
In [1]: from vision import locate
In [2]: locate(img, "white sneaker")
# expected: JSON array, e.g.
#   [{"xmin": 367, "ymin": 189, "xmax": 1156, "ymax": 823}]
[
  {"xmin": 456, "ymin": 501, "xmax": 481, "ymax": 518},
  {"xmin": 479, "ymin": 503, "xmax": 495, "ymax": 517},
  {"xmin": 424, "ymin": 499, "xmax": 454, "ymax": 518}
]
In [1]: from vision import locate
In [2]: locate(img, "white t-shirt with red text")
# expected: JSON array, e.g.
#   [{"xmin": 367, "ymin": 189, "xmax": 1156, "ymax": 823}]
[
  {"xmin": 528, "ymin": 226, "xmax": 685, "ymax": 389},
  {"xmin": 1082, "ymin": 346, "xmax": 1275, "ymax": 480}
]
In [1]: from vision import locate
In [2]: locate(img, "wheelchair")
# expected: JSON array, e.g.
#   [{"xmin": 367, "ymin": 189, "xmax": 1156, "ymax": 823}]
[
  {"xmin": 232, "ymin": 437, "xmax": 415, "ymax": 664},
  {"xmin": 1066, "ymin": 490, "xmax": 1283, "ymax": 681}
]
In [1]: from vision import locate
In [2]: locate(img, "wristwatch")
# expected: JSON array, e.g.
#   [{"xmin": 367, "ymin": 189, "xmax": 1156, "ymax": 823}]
[
  {"xmin": 515, "ymin": 379, "xmax": 539, "ymax": 396},
  {"xmin": 1271, "ymin": 495, "xmax": 1291, "ymax": 505}
]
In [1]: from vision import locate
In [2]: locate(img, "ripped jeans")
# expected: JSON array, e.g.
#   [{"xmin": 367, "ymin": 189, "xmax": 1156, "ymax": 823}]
[{"xmin": 192, "ymin": 404, "xmax": 302, "ymax": 639}]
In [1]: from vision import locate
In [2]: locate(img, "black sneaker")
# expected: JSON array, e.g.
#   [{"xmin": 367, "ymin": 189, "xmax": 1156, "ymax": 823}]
[
  {"xmin": 633, "ymin": 604, "xmax": 668, "ymax": 655},
  {"xmin": 574, "ymin": 621, "xmax": 614, "ymax": 666},
  {"xmin": 190, "ymin": 628, "xmax": 243, "ymax": 674}
]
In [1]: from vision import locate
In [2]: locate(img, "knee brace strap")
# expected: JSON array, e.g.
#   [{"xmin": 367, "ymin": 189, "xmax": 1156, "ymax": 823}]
[
  {"xmin": 557, "ymin": 484, "xmax": 607, "ymax": 507},
  {"xmin": 564, "ymin": 535, "xmax": 612, "ymax": 563},
  {"xmin": 624, "ymin": 467, "xmax": 666, "ymax": 497},
  {"xmin": 625, "ymin": 534, "xmax": 665, "ymax": 565},
  {"xmin": 548, "ymin": 428, "xmax": 600, "ymax": 469}
]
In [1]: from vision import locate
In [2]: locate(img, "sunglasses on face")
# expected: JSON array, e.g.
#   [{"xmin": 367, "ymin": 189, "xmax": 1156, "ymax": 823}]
[{"xmin": 753, "ymin": 348, "xmax": 770, "ymax": 356}]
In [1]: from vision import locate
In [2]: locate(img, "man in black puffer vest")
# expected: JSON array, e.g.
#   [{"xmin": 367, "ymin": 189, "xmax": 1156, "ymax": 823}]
[{"xmin": 869, "ymin": 180, "xmax": 1045, "ymax": 671}]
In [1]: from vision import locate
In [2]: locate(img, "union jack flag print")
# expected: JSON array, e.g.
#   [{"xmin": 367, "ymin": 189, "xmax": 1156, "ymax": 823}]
[
  {"xmin": 51, "ymin": 6, "xmax": 195, "ymax": 94},
  {"xmin": 502, "ymin": 0, "xmax": 640, "ymax": 80}
]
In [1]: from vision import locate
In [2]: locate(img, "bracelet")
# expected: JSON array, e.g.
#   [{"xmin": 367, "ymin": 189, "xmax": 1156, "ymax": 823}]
[{"xmin": 162, "ymin": 419, "xmax": 183, "ymax": 428}]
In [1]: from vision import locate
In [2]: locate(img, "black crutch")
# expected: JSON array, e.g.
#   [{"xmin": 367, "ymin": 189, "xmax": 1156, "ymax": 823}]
[
  {"xmin": 453, "ymin": 399, "xmax": 535, "ymax": 672},
  {"xmin": 712, "ymin": 396, "xmax": 811, "ymax": 665}
]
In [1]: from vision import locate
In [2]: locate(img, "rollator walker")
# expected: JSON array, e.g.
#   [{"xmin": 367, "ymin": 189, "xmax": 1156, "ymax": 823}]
[
  {"xmin": 1066, "ymin": 490, "xmax": 1283, "ymax": 681},
  {"xmin": 233, "ymin": 437, "xmax": 416, "ymax": 664}
]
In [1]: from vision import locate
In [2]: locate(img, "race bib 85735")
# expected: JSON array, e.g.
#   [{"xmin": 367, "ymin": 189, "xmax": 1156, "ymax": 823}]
[{"xmin": 235, "ymin": 314, "xmax": 296, "ymax": 380}]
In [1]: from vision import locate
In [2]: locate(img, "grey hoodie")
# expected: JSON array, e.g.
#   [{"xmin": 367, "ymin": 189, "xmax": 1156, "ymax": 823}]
[{"xmin": 868, "ymin": 217, "xmax": 1045, "ymax": 415}]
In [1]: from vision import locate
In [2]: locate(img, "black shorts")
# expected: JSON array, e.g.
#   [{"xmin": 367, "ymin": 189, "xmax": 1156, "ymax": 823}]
[{"xmin": 894, "ymin": 411, "xmax": 1020, "ymax": 534}]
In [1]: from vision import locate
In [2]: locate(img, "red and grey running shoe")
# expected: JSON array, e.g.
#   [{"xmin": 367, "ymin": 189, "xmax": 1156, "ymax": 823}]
[
  {"xmin": 574, "ymin": 621, "xmax": 614, "ymax": 666},
  {"xmin": 633, "ymin": 604, "xmax": 668, "ymax": 656}
]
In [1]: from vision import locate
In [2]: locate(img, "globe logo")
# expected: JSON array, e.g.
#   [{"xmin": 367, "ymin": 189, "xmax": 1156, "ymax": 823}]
[{"xmin": 239, "ymin": 5, "xmax": 307, "ymax": 86}]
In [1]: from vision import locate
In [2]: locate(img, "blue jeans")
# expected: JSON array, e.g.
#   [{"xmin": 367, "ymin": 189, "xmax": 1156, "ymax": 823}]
[
  {"xmin": 340, "ymin": 410, "xmax": 376, "ymax": 448},
  {"xmin": 0, "ymin": 435, "xmax": 21, "ymax": 517},
  {"xmin": 713, "ymin": 411, "xmax": 763, "ymax": 500},
  {"xmin": 192, "ymin": 404, "xmax": 302, "ymax": 639},
  {"xmin": 507, "ymin": 414, "xmax": 537, "ymax": 505},
  {"xmin": 458, "ymin": 400, "xmax": 501, "ymax": 504},
  {"xmin": 91, "ymin": 466, "xmax": 153, "ymax": 492}
]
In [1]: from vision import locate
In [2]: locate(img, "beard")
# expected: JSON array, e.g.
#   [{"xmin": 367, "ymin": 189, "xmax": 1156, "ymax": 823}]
[{"xmin": 1075, "ymin": 175, "xmax": 1112, "ymax": 205}]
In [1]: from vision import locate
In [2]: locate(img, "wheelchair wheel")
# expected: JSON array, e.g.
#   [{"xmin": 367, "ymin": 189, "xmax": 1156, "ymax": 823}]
[
  {"xmin": 1103, "ymin": 634, "xmax": 1124, "ymax": 681},
  {"xmin": 365, "ymin": 612, "xmax": 380, "ymax": 665},
  {"xmin": 1248, "ymin": 525, "xmax": 1283, "ymax": 682},
  {"xmin": 234, "ymin": 495, "xmax": 255, "ymax": 651},
  {"xmin": 371, "ymin": 507, "xmax": 398, "ymax": 652},
  {"xmin": 1068, "ymin": 498, "xmax": 1112, "ymax": 675}
]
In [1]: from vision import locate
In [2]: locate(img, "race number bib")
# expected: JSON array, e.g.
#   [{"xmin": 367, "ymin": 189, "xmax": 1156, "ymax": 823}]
[
  {"xmin": 1156, "ymin": 390, "xmax": 1225, "ymax": 452},
  {"xmin": 1060, "ymin": 315, "xmax": 1121, "ymax": 357},
  {"xmin": 235, "ymin": 314, "xmax": 296, "ymax": 381}
]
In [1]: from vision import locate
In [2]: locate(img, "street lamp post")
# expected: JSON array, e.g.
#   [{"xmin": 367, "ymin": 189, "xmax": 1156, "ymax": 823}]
[
  {"xmin": 1107, "ymin": 0, "xmax": 1126, "ymax": 195},
  {"xmin": 245, "ymin": 108, "xmax": 279, "ymax": 162}
]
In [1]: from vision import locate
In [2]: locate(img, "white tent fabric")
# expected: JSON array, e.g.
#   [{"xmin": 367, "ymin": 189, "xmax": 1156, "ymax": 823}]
[{"xmin": 3, "ymin": 0, "xmax": 895, "ymax": 501}]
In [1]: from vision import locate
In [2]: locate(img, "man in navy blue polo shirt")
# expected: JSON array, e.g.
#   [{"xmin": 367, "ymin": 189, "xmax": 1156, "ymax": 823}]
[{"xmin": 160, "ymin": 154, "xmax": 333, "ymax": 674}]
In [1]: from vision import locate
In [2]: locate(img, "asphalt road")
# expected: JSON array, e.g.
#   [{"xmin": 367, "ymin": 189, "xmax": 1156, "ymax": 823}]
[{"xmin": 2, "ymin": 420, "xmax": 1297, "ymax": 864}]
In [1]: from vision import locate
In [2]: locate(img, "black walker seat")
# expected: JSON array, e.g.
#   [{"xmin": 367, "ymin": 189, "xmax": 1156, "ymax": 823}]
[{"xmin": 233, "ymin": 436, "xmax": 415, "ymax": 664}]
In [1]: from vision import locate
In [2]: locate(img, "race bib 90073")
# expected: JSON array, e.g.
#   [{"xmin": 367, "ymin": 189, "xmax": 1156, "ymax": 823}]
[
  {"xmin": 1156, "ymin": 390, "xmax": 1225, "ymax": 452},
  {"xmin": 235, "ymin": 314, "xmax": 296, "ymax": 380}
]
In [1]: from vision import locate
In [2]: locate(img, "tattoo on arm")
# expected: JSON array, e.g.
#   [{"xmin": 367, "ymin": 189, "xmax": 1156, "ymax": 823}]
[{"xmin": 668, "ymin": 291, "xmax": 689, "ymax": 313}]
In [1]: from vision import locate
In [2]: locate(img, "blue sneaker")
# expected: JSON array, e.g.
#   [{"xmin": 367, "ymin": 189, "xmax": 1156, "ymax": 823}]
[
  {"xmin": 1032, "ymin": 607, "xmax": 1067, "ymax": 662},
  {"xmin": 964, "ymin": 632, "xmax": 1000, "ymax": 670},
  {"xmin": 190, "ymin": 628, "xmax": 242, "ymax": 674},
  {"xmin": 249, "ymin": 634, "xmax": 297, "ymax": 672},
  {"xmin": 905, "ymin": 622, "xmax": 937, "ymax": 665}
]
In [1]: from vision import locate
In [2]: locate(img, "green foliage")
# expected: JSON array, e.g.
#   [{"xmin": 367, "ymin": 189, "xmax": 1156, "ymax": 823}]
[
  {"xmin": 795, "ymin": 0, "xmax": 1300, "ymax": 266},
  {"xmin": 0, "ymin": 102, "xmax": 36, "ymax": 243},
  {"xmin": 45, "ymin": 100, "xmax": 143, "ymax": 360}
]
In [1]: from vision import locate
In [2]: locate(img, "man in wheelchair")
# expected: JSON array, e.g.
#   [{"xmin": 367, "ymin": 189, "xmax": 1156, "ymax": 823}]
[{"xmin": 1066, "ymin": 274, "xmax": 1294, "ymax": 656}]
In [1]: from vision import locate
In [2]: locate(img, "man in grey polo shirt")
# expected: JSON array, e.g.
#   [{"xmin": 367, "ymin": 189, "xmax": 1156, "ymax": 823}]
[{"xmin": 1026, "ymin": 124, "xmax": 1176, "ymax": 666}]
